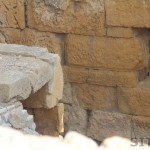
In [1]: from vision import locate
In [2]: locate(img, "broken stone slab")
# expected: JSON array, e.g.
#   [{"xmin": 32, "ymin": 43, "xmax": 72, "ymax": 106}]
[
  {"xmin": 0, "ymin": 101, "xmax": 38, "ymax": 135},
  {"xmin": 0, "ymin": 43, "xmax": 63, "ymax": 108}
]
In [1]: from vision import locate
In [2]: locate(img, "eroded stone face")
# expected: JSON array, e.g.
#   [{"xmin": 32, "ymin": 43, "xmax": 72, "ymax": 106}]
[
  {"xmin": 0, "ymin": 0, "xmax": 25, "ymax": 28},
  {"xmin": 27, "ymin": 0, "xmax": 106, "ymax": 36}
]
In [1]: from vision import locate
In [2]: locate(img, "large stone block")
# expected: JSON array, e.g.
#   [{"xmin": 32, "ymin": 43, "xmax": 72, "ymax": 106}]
[
  {"xmin": 73, "ymin": 83, "xmax": 117, "ymax": 110},
  {"xmin": 105, "ymin": 0, "xmax": 150, "ymax": 28},
  {"xmin": 66, "ymin": 35, "xmax": 147, "ymax": 70},
  {"xmin": 0, "ymin": 0, "xmax": 25, "ymax": 28},
  {"xmin": 88, "ymin": 69, "xmax": 138, "ymax": 88},
  {"xmin": 0, "ymin": 28, "xmax": 64, "ymax": 61},
  {"xmin": 27, "ymin": 0, "xmax": 106, "ymax": 36},
  {"xmin": 87, "ymin": 110, "xmax": 131, "ymax": 141},
  {"xmin": 117, "ymin": 83, "xmax": 150, "ymax": 117}
]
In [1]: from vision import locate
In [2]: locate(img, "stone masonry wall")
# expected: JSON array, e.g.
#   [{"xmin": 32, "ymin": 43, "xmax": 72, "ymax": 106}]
[{"xmin": 0, "ymin": 0, "xmax": 150, "ymax": 142}]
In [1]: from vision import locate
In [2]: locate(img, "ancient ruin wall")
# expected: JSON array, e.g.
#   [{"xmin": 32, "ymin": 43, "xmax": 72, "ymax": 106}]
[{"xmin": 0, "ymin": 0, "xmax": 150, "ymax": 142}]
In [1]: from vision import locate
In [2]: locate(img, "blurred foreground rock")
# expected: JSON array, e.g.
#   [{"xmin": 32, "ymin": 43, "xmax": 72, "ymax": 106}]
[{"xmin": 0, "ymin": 127, "xmax": 149, "ymax": 150}]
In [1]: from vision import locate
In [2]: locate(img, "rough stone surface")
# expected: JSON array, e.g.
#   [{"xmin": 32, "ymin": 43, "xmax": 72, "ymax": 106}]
[
  {"xmin": 105, "ymin": 0, "xmax": 150, "ymax": 28},
  {"xmin": 87, "ymin": 111, "xmax": 131, "ymax": 141},
  {"xmin": 73, "ymin": 84, "xmax": 117, "ymax": 110},
  {"xmin": 64, "ymin": 104, "xmax": 87, "ymax": 135},
  {"xmin": 0, "ymin": 0, "xmax": 25, "ymax": 28},
  {"xmin": 27, "ymin": 0, "xmax": 106, "ymax": 36},
  {"xmin": 88, "ymin": 70, "xmax": 138, "ymax": 88},
  {"xmin": 132, "ymin": 116, "xmax": 150, "ymax": 139},
  {"xmin": 117, "ymin": 85, "xmax": 150, "ymax": 117},
  {"xmin": 66, "ymin": 35, "xmax": 147, "ymax": 70},
  {"xmin": 0, "ymin": 28, "xmax": 65, "ymax": 61},
  {"xmin": 107, "ymin": 27, "xmax": 133, "ymax": 38}
]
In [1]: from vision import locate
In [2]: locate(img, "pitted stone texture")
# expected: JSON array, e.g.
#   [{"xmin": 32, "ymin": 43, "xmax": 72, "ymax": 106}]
[
  {"xmin": 105, "ymin": 0, "xmax": 150, "ymax": 28},
  {"xmin": 87, "ymin": 111, "xmax": 131, "ymax": 141},
  {"xmin": 0, "ymin": 28, "xmax": 65, "ymax": 61},
  {"xmin": 66, "ymin": 35, "xmax": 147, "ymax": 70},
  {"xmin": 27, "ymin": 0, "xmax": 106, "ymax": 36},
  {"xmin": 0, "ymin": 0, "xmax": 25, "ymax": 28}
]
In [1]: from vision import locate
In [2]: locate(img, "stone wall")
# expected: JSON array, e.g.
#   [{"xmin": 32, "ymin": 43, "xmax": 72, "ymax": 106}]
[{"xmin": 0, "ymin": 0, "xmax": 150, "ymax": 142}]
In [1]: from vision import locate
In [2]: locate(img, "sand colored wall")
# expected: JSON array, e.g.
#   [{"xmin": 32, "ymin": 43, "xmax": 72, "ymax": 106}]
[{"xmin": 0, "ymin": 0, "xmax": 150, "ymax": 142}]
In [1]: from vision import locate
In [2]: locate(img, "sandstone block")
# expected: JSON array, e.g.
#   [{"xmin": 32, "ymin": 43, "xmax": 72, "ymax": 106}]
[
  {"xmin": 72, "ymin": 84, "xmax": 117, "ymax": 110},
  {"xmin": 66, "ymin": 35, "xmax": 147, "ymax": 70},
  {"xmin": 0, "ymin": 0, "xmax": 25, "ymax": 28},
  {"xmin": 27, "ymin": 0, "xmax": 106, "ymax": 36},
  {"xmin": 64, "ymin": 104, "xmax": 88, "ymax": 135},
  {"xmin": 33, "ymin": 105, "xmax": 64, "ymax": 136},
  {"xmin": 88, "ymin": 69, "xmax": 138, "ymax": 88},
  {"xmin": 87, "ymin": 111, "xmax": 131, "ymax": 141},
  {"xmin": 0, "ymin": 28, "xmax": 64, "ymax": 60},
  {"xmin": 105, "ymin": 0, "xmax": 150, "ymax": 28},
  {"xmin": 117, "ymin": 84, "xmax": 150, "ymax": 117},
  {"xmin": 107, "ymin": 27, "xmax": 133, "ymax": 38}
]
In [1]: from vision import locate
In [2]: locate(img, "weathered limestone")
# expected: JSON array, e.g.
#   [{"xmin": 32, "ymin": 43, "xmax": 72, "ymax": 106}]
[
  {"xmin": 0, "ymin": 28, "xmax": 65, "ymax": 60},
  {"xmin": 0, "ymin": 0, "xmax": 25, "ymax": 28},
  {"xmin": 73, "ymin": 84, "xmax": 117, "ymax": 110},
  {"xmin": 87, "ymin": 111, "xmax": 131, "ymax": 141},
  {"xmin": 27, "ymin": 0, "xmax": 106, "ymax": 36},
  {"xmin": 105, "ymin": 0, "xmax": 150, "ymax": 28},
  {"xmin": 107, "ymin": 27, "xmax": 133, "ymax": 38},
  {"xmin": 66, "ymin": 34, "xmax": 147, "ymax": 70},
  {"xmin": 117, "ymin": 85, "xmax": 150, "ymax": 117},
  {"xmin": 0, "ymin": 44, "xmax": 64, "ymax": 136}
]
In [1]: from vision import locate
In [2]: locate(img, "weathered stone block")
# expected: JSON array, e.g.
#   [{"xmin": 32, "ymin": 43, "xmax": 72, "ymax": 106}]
[
  {"xmin": 64, "ymin": 104, "xmax": 87, "ymax": 135},
  {"xmin": 33, "ymin": 104, "xmax": 64, "ymax": 136},
  {"xmin": 107, "ymin": 27, "xmax": 133, "ymax": 38},
  {"xmin": 88, "ymin": 69, "xmax": 138, "ymax": 88},
  {"xmin": 0, "ymin": 28, "xmax": 65, "ymax": 60},
  {"xmin": 117, "ymin": 84, "xmax": 150, "ymax": 117},
  {"xmin": 132, "ymin": 116, "xmax": 150, "ymax": 139},
  {"xmin": 105, "ymin": 0, "xmax": 150, "ymax": 28},
  {"xmin": 0, "ymin": 0, "xmax": 25, "ymax": 28},
  {"xmin": 66, "ymin": 35, "xmax": 147, "ymax": 70},
  {"xmin": 87, "ymin": 110, "xmax": 131, "ymax": 141},
  {"xmin": 73, "ymin": 83, "xmax": 117, "ymax": 110},
  {"xmin": 27, "ymin": 0, "xmax": 106, "ymax": 36}
]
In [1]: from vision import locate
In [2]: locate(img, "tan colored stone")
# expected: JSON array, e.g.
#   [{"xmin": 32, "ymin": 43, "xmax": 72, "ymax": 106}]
[
  {"xmin": 68, "ymin": 67, "xmax": 89, "ymax": 83},
  {"xmin": 73, "ymin": 83, "xmax": 117, "ymax": 110},
  {"xmin": 88, "ymin": 69, "xmax": 138, "ymax": 88},
  {"xmin": 117, "ymin": 82, "xmax": 150, "ymax": 116},
  {"xmin": 105, "ymin": 0, "xmax": 150, "ymax": 28},
  {"xmin": 0, "ymin": 28, "xmax": 64, "ymax": 59},
  {"xmin": 63, "ymin": 66, "xmax": 69, "ymax": 83},
  {"xmin": 0, "ymin": 0, "xmax": 25, "ymax": 28},
  {"xmin": 33, "ymin": 108, "xmax": 58, "ymax": 136},
  {"xmin": 66, "ymin": 34, "xmax": 147, "ymax": 70},
  {"xmin": 0, "ymin": 33, "xmax": 6, "ymax": 43},
  {"xmin": 22, "ymin": 84, "xmax": 49, "ymax": 108},
  {"xmin": 27, "ymin": 0, "xmax": 106, "ymax": 36},
  {"xmin": 33, "ymin": 105, "xmax": 64, "ymax": 136},
  {"xmin": 132, "ymin": 116, "xmax": 150, "ymax": 139},
  {"xmin": 107, "ymin": 27, "xmax": 133, "ymax": 38},
  {"xmin": 87, "ymin": 110, "xmax": 131, "ymax": 141}
]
